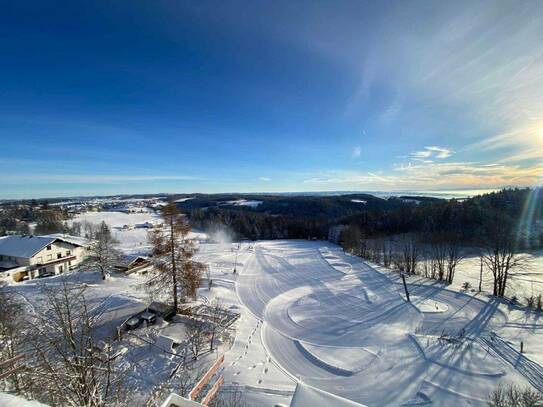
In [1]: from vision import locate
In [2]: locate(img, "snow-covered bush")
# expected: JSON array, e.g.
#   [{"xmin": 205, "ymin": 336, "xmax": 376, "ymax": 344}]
[{"xmin": 487, "ymin": 382, "xmax": 542, "ymax": 406}]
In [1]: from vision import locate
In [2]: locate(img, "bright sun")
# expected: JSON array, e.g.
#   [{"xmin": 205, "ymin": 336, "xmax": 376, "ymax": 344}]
[{"xmin": 538, "ymin": 127, "xmax": 543, "ymax": 144}]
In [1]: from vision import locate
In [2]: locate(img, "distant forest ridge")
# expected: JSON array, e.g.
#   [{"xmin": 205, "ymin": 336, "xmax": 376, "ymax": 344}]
[
  {"xmin": 0, "ymin": 187, "xmax": 501, "ymax": 203},
  {"xmin": 184, "ymin": 188, "xmax": 543, "ymax": 249}
]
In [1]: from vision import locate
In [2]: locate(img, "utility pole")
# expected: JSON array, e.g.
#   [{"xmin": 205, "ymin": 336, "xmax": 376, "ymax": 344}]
[
  {"xmin": 401, "ymin": 273, "xmax": 410, "ymax": 303},
  {"xmin": 233, "ymin": 244, "xmax": 239, "ymax": 274},
  {"xmin": 479, "ymin": 257, "xmax": 483, "ymax": 292}
]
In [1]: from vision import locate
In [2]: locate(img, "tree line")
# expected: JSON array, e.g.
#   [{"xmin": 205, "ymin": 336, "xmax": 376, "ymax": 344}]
[
  {"xmin": 339, "ymin": 208, "xmax": 532, "ymax": 298},
  {"xmin": 188, "ymin": 188, "xmax": 541, "ymax": 298},
  {"xmin": 187, "ymin": 188, "xmax": 541, "ymax": 248}
]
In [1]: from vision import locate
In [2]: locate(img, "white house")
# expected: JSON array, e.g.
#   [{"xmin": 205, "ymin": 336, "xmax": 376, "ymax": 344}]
[{"xmin": 0, "ymin": 235, "xmax": 89, "ymax": 281}]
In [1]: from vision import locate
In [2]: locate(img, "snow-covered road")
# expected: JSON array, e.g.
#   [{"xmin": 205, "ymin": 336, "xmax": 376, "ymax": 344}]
[{"xmin": 232, "ymin": 240, "xmax": 525, "ymax": 406}]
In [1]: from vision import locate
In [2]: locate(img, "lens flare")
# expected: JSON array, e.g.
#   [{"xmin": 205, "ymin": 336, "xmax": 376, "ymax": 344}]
[{"xmin": 516, "ymin": 188, "xmax": 541, "ymax": 249}]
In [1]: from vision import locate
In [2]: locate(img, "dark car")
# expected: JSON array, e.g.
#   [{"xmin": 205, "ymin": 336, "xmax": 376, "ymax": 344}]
[
  {"xmin": 148, "ymin": 301, "xmax": 176, "ymax": 321},
  {"xmin": 125, "ymin": 317, "xmax": 142, "ymax": 330},
  {"xmin": 141, "ymin": 311, "xmax": 157, "ymax": 325}
]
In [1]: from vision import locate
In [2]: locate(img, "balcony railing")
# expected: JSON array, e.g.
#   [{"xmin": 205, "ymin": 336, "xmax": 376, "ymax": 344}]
[{"xmin": 36, "ymin": 255, "xmax": 77, "ymax": 267}]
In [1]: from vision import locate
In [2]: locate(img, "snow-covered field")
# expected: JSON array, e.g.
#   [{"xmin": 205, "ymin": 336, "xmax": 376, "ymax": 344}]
[
  {"xmin": 454, "ymin": 253, "xmax": 543, "ymax": 298},
  {"xmin": 68, "ymin": 211, "xmax": 161, "ymax": 255},
  {"xmin": 229, "ymin": 241, "xmax": 543, "ymax": 406},
  {"xmin": 68, "ymin": 211, "xmax": 206, "ymax": 256},
  {"xmin": 5, "ymin": 215, "xmax": 543, "ymax": 406}
]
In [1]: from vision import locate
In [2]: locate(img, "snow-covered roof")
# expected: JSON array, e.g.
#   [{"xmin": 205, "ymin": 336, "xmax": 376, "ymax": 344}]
[
  {"xmin": 290, "ymin": 382, "xmax": 367, "ymax": 407},
  {"xmin": 160, "ymin": 393, "xmax": 203, "ymax": 407},
  {"xmin": 43, "ymin": 233, "xmax": 90, "ymax": 247},
  {"xmin": 0, "ymin": 259, "xmax": 19, "ymax": 269},
  {"xmin": 0, "ymin": 235, "xmax": 85, "ymax": 259},
  {"xmin": 0, "ymin": 236, "xmax": 57, "ymax": 258}
]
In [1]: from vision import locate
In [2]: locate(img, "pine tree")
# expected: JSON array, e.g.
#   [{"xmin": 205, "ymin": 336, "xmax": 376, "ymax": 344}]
[{"xmin": 148, "ymin": 203, "xmax": 207, "ymax": 309}]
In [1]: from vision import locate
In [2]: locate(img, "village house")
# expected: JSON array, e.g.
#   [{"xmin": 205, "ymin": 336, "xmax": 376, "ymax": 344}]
[{"xmin": 0, "ymin": 235, "xmax": 89, "ymax": 281}]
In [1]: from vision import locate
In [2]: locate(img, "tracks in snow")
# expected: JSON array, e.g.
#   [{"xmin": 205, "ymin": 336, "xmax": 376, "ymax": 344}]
[{"xmin": 479, "ymin": 334, "xmax": 543, "ymax": 392}]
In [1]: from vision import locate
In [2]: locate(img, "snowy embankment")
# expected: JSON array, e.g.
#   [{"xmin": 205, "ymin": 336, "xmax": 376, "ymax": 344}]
[
  {"xmin": 319, "ymin": 247, "xmax": 352, "ymax": 274},
  {"xmin": 294, "ymin": 341, "xmax": 379, "ymax": 375}
]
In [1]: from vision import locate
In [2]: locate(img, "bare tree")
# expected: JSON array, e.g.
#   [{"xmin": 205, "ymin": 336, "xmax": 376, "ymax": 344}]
[
  {"xmin": 430, "ymin": 232, "xmax": 464, "ymax": 284},
  {"xmin": 368, "ymin": 239, "xmax": 382, "ymax": 263},
  {"xmin": 85, "ymin": 221, "xmax": 120, "ymax": 279},
  {"xmin": 207, "ymin": 299, "xmax": 226, "ymax": 352},
  {"xmin": 340, "ymin": 225, "xmax": 364, "ymax": 256},
  {"xmin": 488, "ymin": 382, "xmax": 542, "ymax": 407},
  {"xmin": 397, "ymin": 235, "xmax": 420, "ymax": 274},
  {"xmin": 68, "ymin": 221, "xmax": 83, "ymax": 237},
  {"xmin": 444, "ymin": 236, "xmax": 464, "ymax": 284},
  {"xmin": 34, "ymin": 209, "xmax": 67, "ymax": 235},
  {"xmin": 187, "ymin": 319, "xmax": 206, "ymax": 361},
  {"xmin": 481, "ymin": 220, "xmax": 529, "ymax": 297},
  {"xmin": 24, "ymin": 281, "xmax": 126, "ymax": 406},
  {"xmin": 145, "ymin": 366, "xmax": 203, "ymax": 407},
  {"xmin": 147, "ymin": 203, "xmax": 207, "ymax": 309},
  {"xmin": 0, "ymin": 290, "xmax": 27, "ymax": 395},
  {"xmin": 382, "ymin": 238, "xmax": 394, "ymax": 268},
  {"xmin": 430, "ymin": 242, "xmax": 447, "ymax": 281}
]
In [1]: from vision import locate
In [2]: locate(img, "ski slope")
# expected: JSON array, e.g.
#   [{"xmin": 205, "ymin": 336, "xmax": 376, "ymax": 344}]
[{"xmin": 231, "ymin": 240, "xmax": 530, "ymax": 406}]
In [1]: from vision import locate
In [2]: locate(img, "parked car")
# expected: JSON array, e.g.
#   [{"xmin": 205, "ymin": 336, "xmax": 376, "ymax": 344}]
[
  {"xmin": 141, "ymin": 311, "xmax": 157, "ymax": 325},
  {"xmin": 125, "ymin": 317, "xmax": 142, "ymax": 330},
  {"xmin": 148, "ymin": 301, "xmax": 176, "ymax": 321}
]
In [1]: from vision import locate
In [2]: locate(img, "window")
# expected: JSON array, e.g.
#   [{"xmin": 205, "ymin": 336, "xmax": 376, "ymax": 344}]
[
  {"xmin": 47, "ymin": 254, "xmax": 52, "ymax": 261},
  {"xmin": 46, "ymin": 245, "xmax": 52, "ymax": 250},
  {"xmin": 59, "ymin": 265, "xmax": 64, "ymax": 273},
  {"xmin": 37, "ymin": 256, "xmax": 43, "ymax": 263},
  {"xmin": 66, "ymin": 250, "xmax": 71, "ymax": 256},
  {"xmin": 57, "ymin": 253, "xmax": 62, "ymax": 259}
]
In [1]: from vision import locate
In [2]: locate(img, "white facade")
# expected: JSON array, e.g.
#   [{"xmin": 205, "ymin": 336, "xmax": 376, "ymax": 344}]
[
  {"xmin": 30, "ymin": 240, "xmax": 80, "ymax": 277},
  {"xmin": 0, "ymin": 235, "xmax": 89, "ymax": 280}
]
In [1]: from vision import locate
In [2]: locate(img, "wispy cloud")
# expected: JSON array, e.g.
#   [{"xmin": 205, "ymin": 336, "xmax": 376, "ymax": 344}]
[
  {"xmin": 411, "ymin": 146, "xmax": 453, "ymax": 161},
  {"xmin": 465, "ymin": 123, "xmax": 543, "ymax": 165},
  {"xmin": 352, "ymin": 146, "xmax": 362, "ymax": 158},
  {"xmin": 0, "ymin": 174, "xmax": 199, "ymax": 184},
  {"xmin": 259, "ymin": 177, "xmax": 271, "ymax": 182},
  {"xmin": 302, "ymin": 160, "xmax": 542, "ymax": 191}
]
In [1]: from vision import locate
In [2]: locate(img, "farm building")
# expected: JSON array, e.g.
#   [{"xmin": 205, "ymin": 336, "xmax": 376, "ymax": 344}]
[{"xmin": 0, "ymin": 235, "xmax": 89, "ymax": 281}]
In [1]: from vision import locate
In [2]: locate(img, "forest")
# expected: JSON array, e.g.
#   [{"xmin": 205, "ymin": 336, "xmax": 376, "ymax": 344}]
[
  {"xmin": 187, "ymin": 188, "xmax": 542, "ymax": 297},
  {"xmin": 186, "ymin": 188, "xmax": 542, "ymax": 248}
]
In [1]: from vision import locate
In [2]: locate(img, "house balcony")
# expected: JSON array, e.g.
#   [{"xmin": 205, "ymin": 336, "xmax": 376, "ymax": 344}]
[{"xmin": 36, "ymin": 255, "xmax": 77, "ymax": 267}]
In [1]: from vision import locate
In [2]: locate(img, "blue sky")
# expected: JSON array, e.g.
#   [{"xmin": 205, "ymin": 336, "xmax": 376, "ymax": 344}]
[{"xmin": 1, "ymin": 1, "xmax": 543, "ymax": 199}]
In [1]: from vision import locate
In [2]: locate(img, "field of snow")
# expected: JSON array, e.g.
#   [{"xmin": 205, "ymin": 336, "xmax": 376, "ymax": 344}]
[
  {"xmin": 232, "ymin": 241, "xmax": 541, "ymax": 406},
  {"xmin": 68, "ymin": 211, "xmax": 206, "ymax": 255},
  {"xmin": 454, "ymin": 253, "xmax": 543, "ymax": 298},
  {"xmin": 5, "ymin": 237, "xmax": 543, "ymax": 406},
  {"xmin": 68, "ymin": 211, "xmax": 161, "ymax": 255}
]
